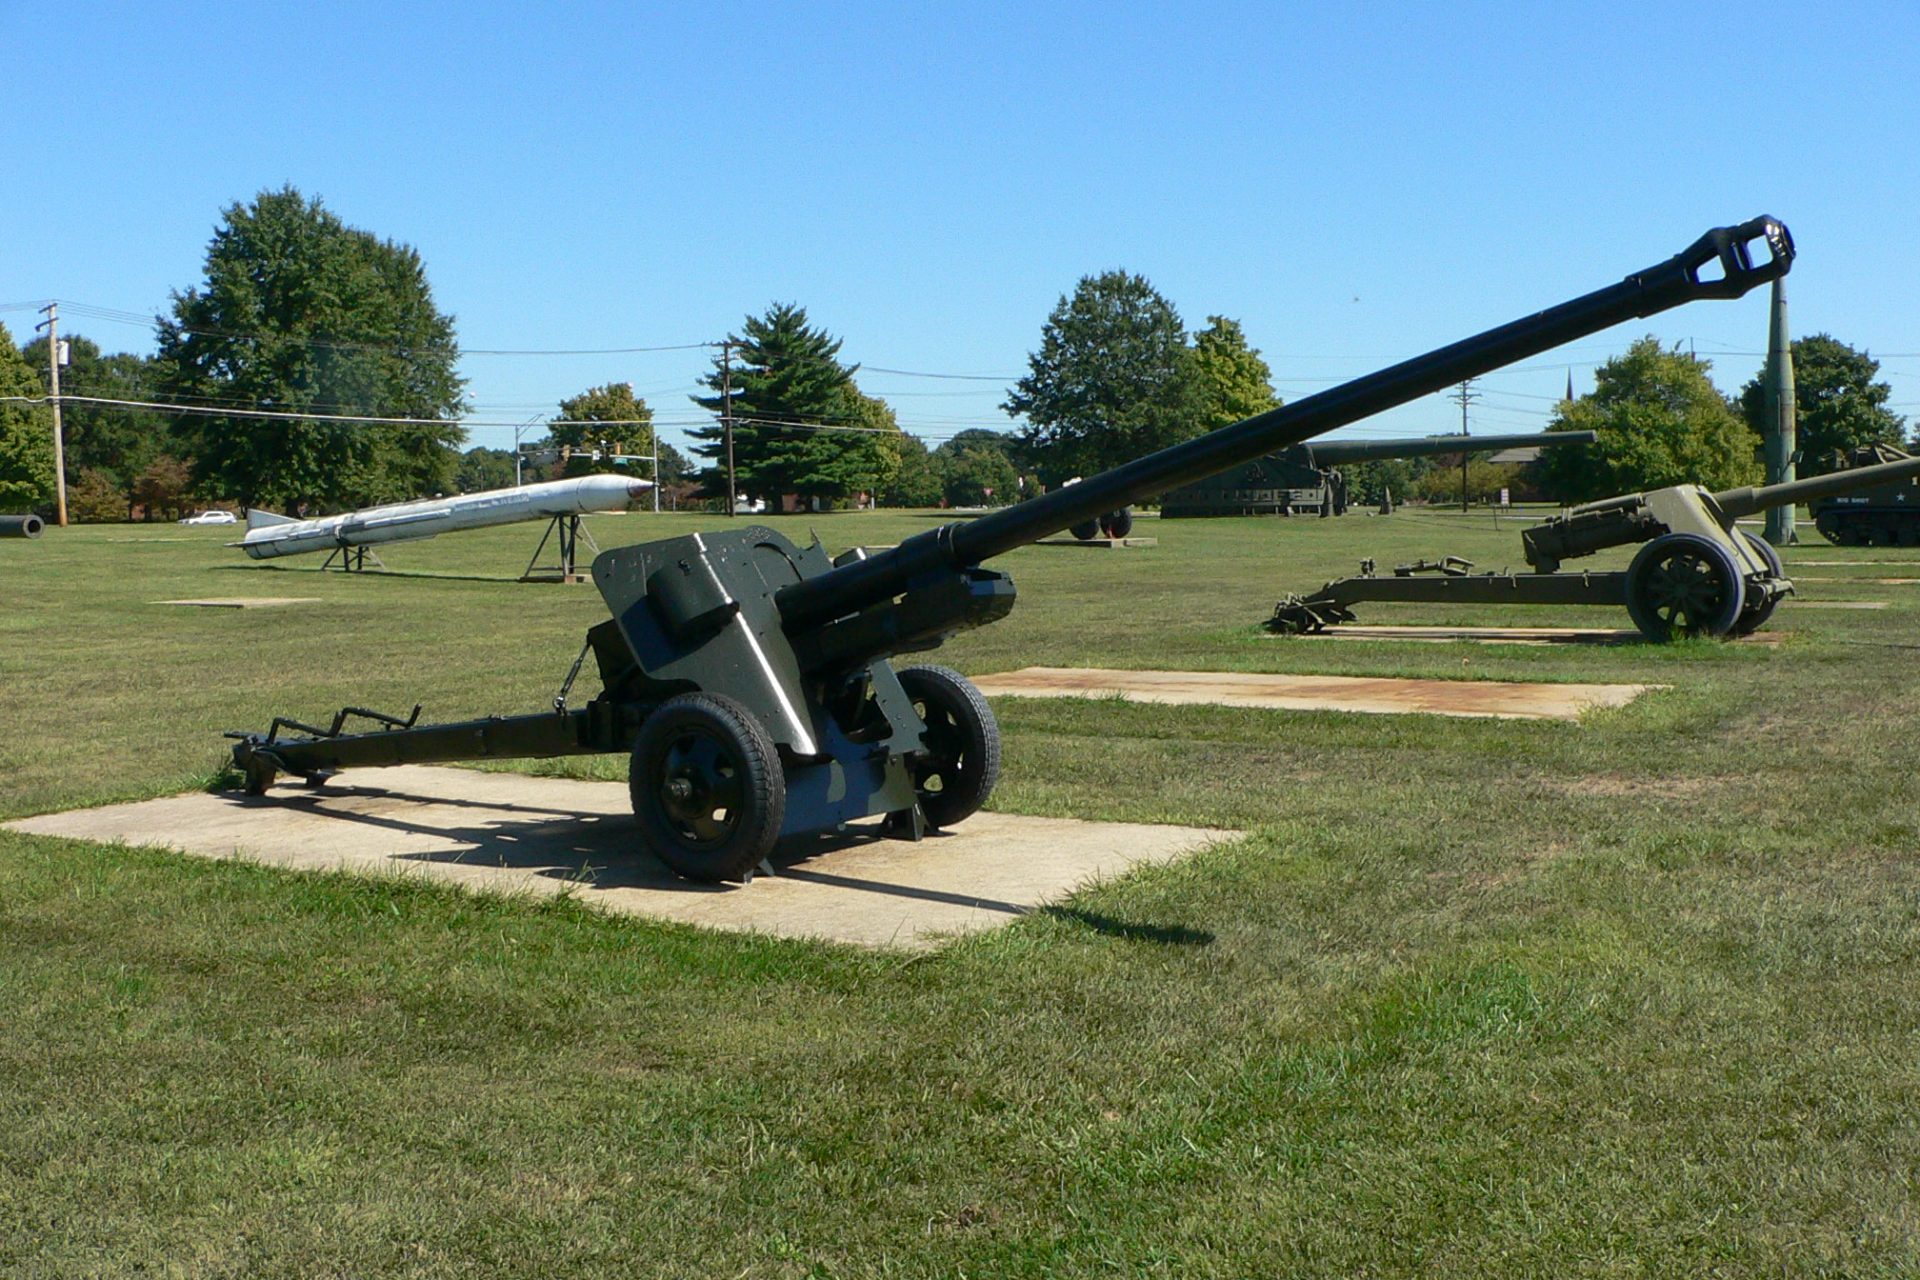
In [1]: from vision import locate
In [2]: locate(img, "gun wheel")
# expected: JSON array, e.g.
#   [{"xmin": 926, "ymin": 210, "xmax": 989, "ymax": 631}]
[
  {"xmin": 1098, "ymin": 508, "xmax": 1134, "ymax": 538},
  {"xmin": 1625, "ymin": 532, "xmax": 1747, "ymax": 641},
  {"xmin": 1069, "ymin": 519, "xmax": 1100, "ymax": 541},
  {"xmin": 897, "ymin": 665, "xmax": 1000, "ymax": 829},
  {"xmin": 1731, "ymin": 531, "xmax": 1785, "ymax": 636},
  {"xmin": 631, "ymin": 692, "xmax": 785, "ymax": 883}
]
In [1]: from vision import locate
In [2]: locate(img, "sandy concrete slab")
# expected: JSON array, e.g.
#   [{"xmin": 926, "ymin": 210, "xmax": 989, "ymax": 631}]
[
  {"xmin": 156, "ymin": 597, "xmax": 323, "ymax": 608},
  {"xmin": 1791, "ymin": 600, "xmax": 1889, "ymax": 609},
  {"xmin": 1787, "ymin": 559, "xmax": 1920, "ymax": 567},
  {"xmin": 1790, "ymin": 576, "xmax": 1920, "ymax": 585},
  {"xmin": 1032, "ymin": 536, "xmax": 1157, "ymax": 549},
  {"xmin": 973, "ymin": 666, "xmax": 1655, "ymax": 721},
  {"xmin": 1283, "ymin": 624, "xmax": 1781, "ymax": 647},
  {"xmin": 3, "ymin": 766, "xmax": 1224, "ymax": 951}
]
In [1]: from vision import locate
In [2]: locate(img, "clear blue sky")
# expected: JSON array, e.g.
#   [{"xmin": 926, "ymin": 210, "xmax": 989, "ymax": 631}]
[{"xmin": 4, "ymin": 1, "xmax": 1915, "ymax": 460}]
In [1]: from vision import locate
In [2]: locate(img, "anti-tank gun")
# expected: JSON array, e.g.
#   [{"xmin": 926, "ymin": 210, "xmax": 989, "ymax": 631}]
[
  {"xmin": 229, "ymin": 217, "xmax": 1792, "ymax": 882},
  {"xmin": 1159, "ymin": 429, "xmax": 1598, "ymax": 519},
  {"xmin": 1271, "ymin": 447, "xmax": 1920, "ymax": 642}
]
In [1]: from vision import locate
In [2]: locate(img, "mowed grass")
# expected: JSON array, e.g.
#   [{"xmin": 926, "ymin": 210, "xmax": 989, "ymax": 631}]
[{"xmin": 2, "ymin": 508, "xmax": 1919, "ymax": 1277}]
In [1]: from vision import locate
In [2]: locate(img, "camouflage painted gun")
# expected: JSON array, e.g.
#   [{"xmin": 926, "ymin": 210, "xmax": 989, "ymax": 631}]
[{"xmin": 1271, "ymin": 448, "xmax": 1920, "ymax": 642}]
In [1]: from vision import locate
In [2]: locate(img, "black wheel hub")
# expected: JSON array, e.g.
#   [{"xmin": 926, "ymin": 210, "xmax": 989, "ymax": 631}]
[
  {"xmin": 1639, "ymin": 549, "xmax": 1731, "ymax": 630},
  {"xmin": 655, "ymin": 730, "xmax": 743, "ymax": 848},
  {"xmin": 909, "ymin": 697, "xmax": 970, "ymax": 800}
]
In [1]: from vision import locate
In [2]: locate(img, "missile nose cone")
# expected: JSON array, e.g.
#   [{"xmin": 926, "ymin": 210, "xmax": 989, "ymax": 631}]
[{"xmin": 628, "ymin": 480, "xmax": 653, "ymax": 504}]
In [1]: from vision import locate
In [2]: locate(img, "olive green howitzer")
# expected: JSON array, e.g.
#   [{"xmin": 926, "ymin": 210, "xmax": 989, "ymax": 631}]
[
  {"xmin": 229, "ymin": 217, "xmax": 1791, "ymax": 881},
  {"xmin": 1271, "ymin": 449, "xmax": 1920, "ymax": 642}
]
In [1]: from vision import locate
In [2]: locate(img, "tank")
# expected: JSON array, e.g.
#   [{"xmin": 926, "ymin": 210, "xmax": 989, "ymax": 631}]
[
  {"xmin": 1810, "ymin": 443, "xmax": 1920, "ymax": 546},
  {"xmin": 1159, "ymin": 431, "xmax": 1597, "ymax": 518}
]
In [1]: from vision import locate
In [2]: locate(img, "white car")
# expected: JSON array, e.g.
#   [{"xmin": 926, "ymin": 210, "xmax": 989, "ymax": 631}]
[{"xmin": 178, "ymin": 510, "xmax": 239, "ymax": 525}]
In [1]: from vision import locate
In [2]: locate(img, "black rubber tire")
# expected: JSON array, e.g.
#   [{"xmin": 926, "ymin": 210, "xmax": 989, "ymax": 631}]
[
  {"xmin": 1624, "ymin": 532, "xmax": 1747, "ymax": 641},
  {"xmin": 1731, "ymin": 530, "xmax": 1785, "ymax": 636},
  {"xmin": 630, "ymin": 692, "xmax": 785, "ymax": 883},
  {"xmin": 896, "ymin": 665, "xmax": 1000, "ymax": 829},
  {"xmin": 1069, "ymin": 519, "xmax": 1100, "ymax": 541},
  {"xmin": 1099, "ymin": 508, "xmax": 1135, "ymax": 539}
]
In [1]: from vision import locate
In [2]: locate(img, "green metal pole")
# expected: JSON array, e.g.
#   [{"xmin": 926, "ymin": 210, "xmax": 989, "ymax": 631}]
[{"xmin": 1763, "ymin": 277, "xmax": 1798, "ymax": 546}]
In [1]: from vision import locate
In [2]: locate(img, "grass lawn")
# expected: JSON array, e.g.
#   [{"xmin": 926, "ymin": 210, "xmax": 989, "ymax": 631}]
[{"xmin": 2, "ymin": 507, "xmax": 1918, "ymax": 1277}]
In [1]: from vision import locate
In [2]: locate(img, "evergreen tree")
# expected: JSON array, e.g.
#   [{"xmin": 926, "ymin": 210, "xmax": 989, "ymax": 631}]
[
  {"xmin": 691, "ymin": 304, "xmax": 875, "ymax": 504},
  {"xmin": 0, "ymin": 321, "xmax": 56, "ymax": 510},
  {"xmin": 1003, "ymin": 271, "xmax": 1204, "ymax": 483},
  {"xmin": 1191, "ymin": 316, "xmax": 1280, "ymax": 430},
  {"xmin": 1536, "ymin": 337, "xmax": 1759, "ymax": 503},
  {"xmin": 153, "ymin": 187, "xmax": 466, "ymax": 510},
  {"xmin": 1737, "ymin": 334, "xmax": 1906, "ymax": 473}
]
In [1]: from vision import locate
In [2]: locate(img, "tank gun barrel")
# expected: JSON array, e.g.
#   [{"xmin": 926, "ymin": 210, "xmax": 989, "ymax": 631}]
[
  {"xmin": 1712, "ymin": 450, "xmax": 1920, "ymax": 520},
  {"xmin": 1304, "ymin": 430, "xmax": 1596, "ymax": 466},
  {"xmin": 777, "ymin": 216, "xmax": 1793, "ymax": 632}
]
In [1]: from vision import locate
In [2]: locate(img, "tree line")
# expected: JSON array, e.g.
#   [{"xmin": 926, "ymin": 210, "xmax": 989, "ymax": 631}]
[{"xmin": 0, "ymin": 190, "xmax": 1909, "ymax": 520}]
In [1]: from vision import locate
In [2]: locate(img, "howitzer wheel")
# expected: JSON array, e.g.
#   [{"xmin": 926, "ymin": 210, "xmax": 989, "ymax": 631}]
[
  {"xmin": 630, "ymin": 692, "xmax": 785, "ymax": 883},
  {"xmin": 897, "ymin": 664, "xmax": 1000, "ymax": 829},
  {"xmin": 1731, "ymin": 531, "xmax": 1785, "ymax": 636},
  {"xmin": 1069, "ymin": 518, "xmax": 1100, "ymax": 541},
  {"xmin": 1624, "ymin": 533, "xmax": 1747, "ymax": 641},
  {"xmin": 1099, "ymin": 508, "xmax": 1134, "ymax": 538}
]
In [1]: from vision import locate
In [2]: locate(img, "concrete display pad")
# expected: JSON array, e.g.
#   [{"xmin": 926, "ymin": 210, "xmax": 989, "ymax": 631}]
[
  {"xmin": 972, "ymin": 667, "xmax": 1656, "ymax": 721},
  {"xmin": 1787, "ymin": 559, "xmax": 1920, "ymax": 567},
  {"xmin": 3, "ymin": 767, "xmax": 1225, "ymax": 951},
  {"xmin": 1791, "ymin": 577, "xmax": 1920, "ymax": 585},
  {"xmin": 1790, "ymin": 600, "xmax": 1889, "ymax": 610},
  {"xmin": 156, "ymin": 597, "xmax": 323, "ymax": 608},
  {"xmin": 1033, "ymin": 536, "xmax": 1158, "ymax": 549},
  {"xmin": 1284, "ymin": 624, "xmax": 1780, "ymax": 647}
]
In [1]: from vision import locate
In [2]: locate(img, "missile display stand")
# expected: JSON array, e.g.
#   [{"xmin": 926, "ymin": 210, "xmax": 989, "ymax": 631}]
[
  {"xmin": 521, "ymin": 513, "xmax": 600, "ymax": 583},
  {"xmin": 319, "ymin": 545, "xmax": 384, "ymax": 573}
]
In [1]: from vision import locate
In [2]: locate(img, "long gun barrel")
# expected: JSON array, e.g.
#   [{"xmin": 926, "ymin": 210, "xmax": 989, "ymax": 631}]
[
  {"xmin": 1303, "ymin": 430, "xmax": 1597, "ymax": 467},
  {"xmin": 1712, "ymin": 450, "xmax": 1920, "ymax": 520},
  {"xmin": 779, "ymin": 216, "xmax": 1792, "ymax": 631}
]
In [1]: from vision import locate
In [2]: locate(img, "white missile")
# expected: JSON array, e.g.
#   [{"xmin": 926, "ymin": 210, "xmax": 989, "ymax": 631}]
[{"xmin": 238, "ymin": 473, "xmax": 653, "ymax": 559}]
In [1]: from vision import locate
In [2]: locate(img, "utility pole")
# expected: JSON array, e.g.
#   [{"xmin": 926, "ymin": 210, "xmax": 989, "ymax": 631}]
[
  {"xmin": 34, "ymin": 303, "xmax": 68, "ymax": 526},
  {"xmin": 721, "ymin": 338, "xmax": 738, "ymax": 517},
  {"xmin": 1451, "ymin": 378, "xmax": 1479, "ymax": 513}
]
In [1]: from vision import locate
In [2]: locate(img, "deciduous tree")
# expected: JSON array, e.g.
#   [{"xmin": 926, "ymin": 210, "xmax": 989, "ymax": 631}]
[
  {"xmin": 1004, "ymin": 271, "xmax": 1205, "ymax": 483},
  {"xmin": 1536, "ymin": 338, "xmax": 1758, "ymax": 503},
  {"xmin": 153, "ymin": 187, "xmax": 466, "ymax": 511},
  {"xmin": 552, "ymin": 383, "xmax": 654, "ymax": 475},
  {"xmin": 1191, "ymin": 316, "xmax": 1279, "ymax": 430},
  {"xmin": 1737, "ymin": 334, "xmax": 1906, "ymax": 473},
  {"xmin": 455, "ymin": 447, "xmax": 517, "ymax": 493},
  {"xmin": 0, "ymin": 322, "xmax": 55, "ymax": 510}
]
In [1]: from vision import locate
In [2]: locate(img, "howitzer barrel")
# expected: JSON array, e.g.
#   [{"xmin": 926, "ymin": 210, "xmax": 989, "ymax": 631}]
[
  {"xmin": 777, "ymin": 216, "xmax": 1793, "ymax": 631},
  {"xmin": 1712, "ymin": 450, "xmax": 1920, "ymax": 520},
  {"xmin": 1305, "ymin": 429, "xmax": 1595, "ymax": 466}
]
